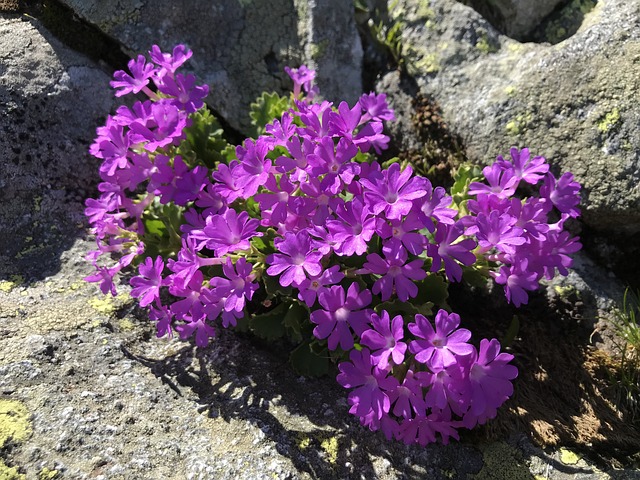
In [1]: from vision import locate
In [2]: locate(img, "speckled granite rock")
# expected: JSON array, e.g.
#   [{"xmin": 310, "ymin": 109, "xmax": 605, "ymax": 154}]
[
  {"xmin": 0, "ymin": 16, "xmax": 114, "ymax": 281},
  {"xmin": 56, "ymin": 0, "xmax": 363, "ymax": 134},
  {"xmin": 377, "ymin": 0, "xmax": 640, "ymax": 275}
]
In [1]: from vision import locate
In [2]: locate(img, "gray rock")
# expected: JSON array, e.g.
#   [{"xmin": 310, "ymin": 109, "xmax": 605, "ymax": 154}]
[
  {"xmin": 377, "ymin": 0, "xmax": 640, "ymax": 269},
  {"xmin": 0, "ymin": 16, "xmax": 115, "ymax": 280},
  {"xmin": 57, "ymin": 0, "xmax": 363, "ymax": 133}
]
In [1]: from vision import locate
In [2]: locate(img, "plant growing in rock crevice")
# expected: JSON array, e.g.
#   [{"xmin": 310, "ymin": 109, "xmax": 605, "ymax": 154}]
[{"xmin": 84, "ymin": 45, "xmax": 582, "ymax": 446}]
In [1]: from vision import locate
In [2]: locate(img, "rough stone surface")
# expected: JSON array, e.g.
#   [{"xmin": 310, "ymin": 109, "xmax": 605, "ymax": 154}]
[
  {"xmin": 56, "ymin": 0, "xmax": 363, "ymax": 134},
  {"xmin": 377, "ymin": 0, "xmax": 640, "ymax": 273},
  {"xmin": 0, "ymin": 16, "xmax": 114, "ymax": 282}
]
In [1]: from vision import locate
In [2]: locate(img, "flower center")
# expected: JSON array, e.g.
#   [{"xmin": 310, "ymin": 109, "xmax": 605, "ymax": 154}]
[{"xmin": 335, "ymin": 307, "xmax": 350, "ymax": 322}]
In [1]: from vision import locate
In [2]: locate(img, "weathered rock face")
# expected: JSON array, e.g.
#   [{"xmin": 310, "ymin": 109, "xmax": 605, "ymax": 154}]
[
  {"xmin": 0, "ymin": 16, "xmax": 115, "ymax": 280},
  {"xmin": 377, "ymin": 0, "xmax": 640, "ymax": 275},
  {"xmin": 57, "ymin": 0, "xmax": 363, "ymax": 134}
]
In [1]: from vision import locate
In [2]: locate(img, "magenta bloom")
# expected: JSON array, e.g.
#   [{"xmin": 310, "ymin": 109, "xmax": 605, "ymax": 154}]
[
  {"xmin": 408, "ymin": 310, "xmax": 474, "ymax": 370},
  {"xmin": 496, "ymin": 147, "xmax": 549, "ymax": 185},
  {"xmin": 191, "ymin": 209, "xmax": 261, "ymax": 256},
  {"xmin": 327, "ymin": 198, "xmax": 377, "ymax": 256},
  {"xmin": 336, "ymin": 348, "xmax": 396, "ymax": 420},
  {"xmin": 176, "ymin": 317, "xmax": 216, "ymax": 347},
  {"xmin": 157, "ymin": 73, "xmax": 209, "ymax": 113},
  {"xmin": 149, "ymin": 44, "xmax": 193, "ymax": 75},
  {"xmin": 362, "ymin": 245, "xmax": 426, "ymax": 302},
  {"xmin": 468, "ymin": 163, "xmax": 519, "ymax": 199},
  {"xmin": 129, "ymin": 102, "xmax": 188, "ymax": 152},
  {"xmin": 297, "ymin": 265, "xmax": 344, "ymax": 307},
  {"xmin": 386, "ymin": 370, "xmax": 427, "ymax": 419},
  {"xmin": 110, "ymin": 55, "xmax": 156, "ymax": 97},
  {"xmin": 360, "ymin": 310, "xmax": 407, "ymax": 369},
  {"xmin": 426, "ymin": 223, "xmax": 476, "ymax": 282},
  {"xmin": 284, "ymin": 64, "xmax": 316, "ymax": 98},
  {"xmin": 491, "ymin": 261, "xmax": 539, "ymax": 307},
  {"xmin": 266, "ymin": 230, "xmax": 323, "ymax": 287},
  {"xmin": 474, "ymin": 211, "xmax": 525, "ymax": 254},
  {"xmin": 310, "ymin": 283, "xmax": 372, "ymax": 351},
  {"xmin": 358, "ymin": 92, "xmax": 395, "ymax": 123},
  {"xmin": 360, "ymin": 163, "xmax": 428, "ymax": 220},
  {"xmin": 209, "ymin": 257, "xmax": 258, "ymax": 313},
  {"xmin": 540, "ymin": 172, "xmax": 581, "ymax": 218},
  {"xmin": 466, "ymin": 338, "xmax": 518, "ymax": 421},
  {"xmin": 130, "ymin": 256, "xmax": 165, "ymax": 307}
]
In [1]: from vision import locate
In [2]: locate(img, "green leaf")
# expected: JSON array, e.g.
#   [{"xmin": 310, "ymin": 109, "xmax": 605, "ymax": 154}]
[
  {"xmin": 144, "ymin": 219, "xmax": 166, "ymax": 236},
  {"xmin": 249, "ymin": 302, "xmax": 288, "ymax": 340},
  {"xmin": 289, "ymin": 341, "xmax": 330, "ymax": 377},
  {"xmin": 462, "ymin": 265, "xmax": 489, "ymax": 289},
  {"xmin": 375, "ymin": 300, "xmax": 421, "ymax": 318},
  {"xmin": 502, "ymin": 315, "xmax": 520, "ymax": 347},
  {"xmin": 178, "ymin": 108, "xmax": 230, "ymax": 169},
  {"xmin": 414, "ymin": 274, "xmax": 449, "ymax": 308},
  {"xmin": 249, "ymin": 92, "xmax": 290, "ymax": 138},
  {"xmin": 283, "ymin": 302, "xmax": 308, "ymax": 343},
  {"xmin": 263, "ymin": 273, "xmax": 293, "ymax": 298}
]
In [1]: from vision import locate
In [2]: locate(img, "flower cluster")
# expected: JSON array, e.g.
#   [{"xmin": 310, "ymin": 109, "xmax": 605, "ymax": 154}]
[
  {"xmin": 84, "ymin": 44, "xmax": 582, "ymax": 446},
  {"xmin": 465, "ymin": 148, "xmax": 582, "ymax": 307}
]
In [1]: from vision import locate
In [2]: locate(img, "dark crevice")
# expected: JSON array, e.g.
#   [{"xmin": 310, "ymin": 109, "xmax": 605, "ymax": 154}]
[{"xmin": 457, "ymin": 0, "xmax": 598, "ymax": 44}]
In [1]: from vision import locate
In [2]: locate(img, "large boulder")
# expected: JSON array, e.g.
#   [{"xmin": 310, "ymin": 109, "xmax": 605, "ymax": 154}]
[
  {"xmin": 377, "ymin": 0, "xmax": 640, "ymax": 276},
  {"xmin": 56, "ymin": 0, "xmax": 363, "ymax": 134},
  {"xmin": 0, "ymin": 16, "xmax": 114, "ymax": 280}
]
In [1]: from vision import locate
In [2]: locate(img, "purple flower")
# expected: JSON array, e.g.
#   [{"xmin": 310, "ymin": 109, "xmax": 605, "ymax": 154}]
[
  {"xmin": 362, "ymin": 244, "xmax": 426, "ymax": 302},
  {"xmin": 150, "ymin": 304, "xmax": 173, "ymax": 339},
  {"xmin": 496, "ymin": 147, "xmax": 549, "ymax": 185},
  {"xmin": 130, "ymin": 256, "xmax": 165, "ymax": 307},
  {"xmin": 426, "ymin": 223, "xmax": 477, "ymax": 282},
  {"xmin": 234, "ymin": 138, "xmax": 274, "ymax": 198},
  {"xmin": 361, "ymin": 310, "xmax": 407, "ymax": 369},
  {"xmin": 129, "ymin": 102, "xmax": 188, "ymax": 152},
  {"xmin": 297, "ymin": 265, "xmax": 344, "ymax": 307},
  {"xmin": 540, "ymin": 172, "xmax": 581, "ymax": 218},
  {"xmin": 360, "ymin": 163, "xmax": 428, "ymax": 220},
  {"xmin": 408, "ymin": 310, "xmax": 474, "ymax": 370},
  {"xmin": 209, "ymin": 257, "xmax": 258, "ymax": 313},
  {"xmin": 377, "ymin": 212, "xmax": 427, "ymax": 255},
  {"xmin": 465, "ymin": 338, "xmax": 518, "ymax": 422},
  {"xmin": 284, "ymin": 64, "xmax": 316, "ymax": 98},
  {"xmin": 468, "ymin": 163, "xmax": 519, "ymax": 199},
  {"xmin": 84, "ymin": 264, "xmax": 119, "ymax": 296},
  {"xmin": 190, "ymin": 209, "xmax": 261, "ymax": 256},
  {"xmin": 358, "ymin": 92, "xmax": 395, "ymax": 123},
  {"xmin": 387, "ymin": 369, "xmax": 427, "ymax": 419},
  {"xmin": 307, "ymin": 136, "xmax": 359, "ymax": 194},
  {"xmin": 413, "ymin": 185, "xmax": 457, "ymax": 232},
  {"xmin": 176, "ymin": 317, "xmax": 216, "ymax": 347},
  {"xmin": 328, "ymin": 101, "xmax": 362, "ymax": 139},
  {"xmin": 491, "ymin": 261, "xmax": 539, "ymax": 307},
  {"xmin": 311, "ymin": 283, "xmax": 372, "ymax": 350},
  {"xmin": 110, "ymin": 55, "xmax": 156, "ymax": 97},
  {"xmin": 149, "ymin": 44, "xmax": 193, "ymax": 75},
  {"xmin": 266, "ymin": 230, "xmax": 323, "ymax": 287},
  {"xmin": 327, "ymin": 198, "xmax": 376, "ymax": 256},
  {"xmin": 336, "ymin": 348, "xmax": 396, "ymax": 420},
  {"xmin": 157, "ymin": 73, "xmax": 209, "ymax": 113},
  {"xmin": 474, "ymin": 211, "xmax": 526, "ymax": 254}
]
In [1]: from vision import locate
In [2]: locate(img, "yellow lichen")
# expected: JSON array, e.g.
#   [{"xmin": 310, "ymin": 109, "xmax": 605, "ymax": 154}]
[
  {"xmin": 598, "ymin": 108, "xmax": 620, "ymax": 133},
  {"xmin": 118, "ymin": 318, "xmax": 135, "ymax": 331},
  {"xmin": 0, "ymin": 460, "xmax": 25, "ymax": 480},
  {"xmin": 0, "ymin": 400, "xmax": 32, "ymax": 448},
  {"xmin": 559, "ymin": 448, "xmax": 581, "ymax": 465},
  {"xmin": 39, "ymin": 468, "xmax": 59, "ymax": 480},
  {"xmin": 89, "ymin": 297, "xmax": 116, "ymax": 314},
  {"xmin": 0, "ymin": 281, "xmax": 15, "ymax": 293},
  {"xmin": 505, "ymin": 86, "xmax": 517, "ymax": 97},
  {"xmin": 320, "ymin": 436, "xmax": 339, "ymax": 464},
  {"xmin": 296, "ymin": 434, "xmax": 311, "ymax": 450}
]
